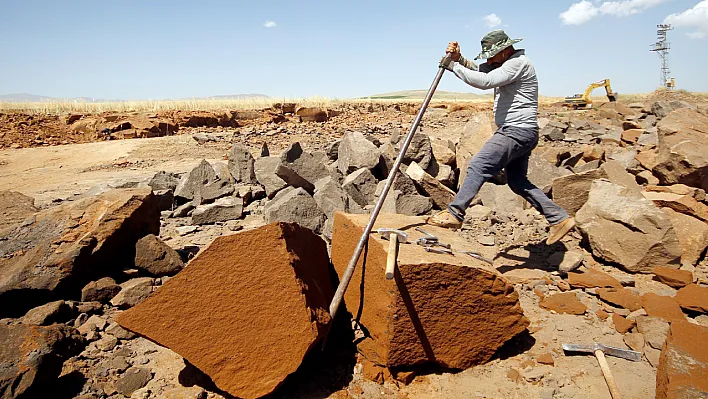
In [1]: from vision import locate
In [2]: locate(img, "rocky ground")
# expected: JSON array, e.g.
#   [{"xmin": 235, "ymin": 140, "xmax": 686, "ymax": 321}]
[{"xmin": 1, "ymin": 90, "xmax": 707, "ymax": 399}]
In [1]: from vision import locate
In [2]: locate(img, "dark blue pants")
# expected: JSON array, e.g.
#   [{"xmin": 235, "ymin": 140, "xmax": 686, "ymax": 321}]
[{"xmin": 449, "ymin": 125, "xmax": 569, "ymax": 225}]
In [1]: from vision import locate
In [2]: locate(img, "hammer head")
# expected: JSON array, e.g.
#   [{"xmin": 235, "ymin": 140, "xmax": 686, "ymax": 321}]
[
  {"xmin": 377, "ymin": 228, "xmax": 408, "ymax": 243},
  {"xmin": 562, "ymin": 343, "xmax": 641, "ymax": 362}
]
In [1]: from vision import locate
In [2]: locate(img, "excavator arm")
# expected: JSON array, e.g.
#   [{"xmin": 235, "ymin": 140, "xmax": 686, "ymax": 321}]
[{"xmin": 565, "ymin": 79, "xmax": 617, "ymax": 109}]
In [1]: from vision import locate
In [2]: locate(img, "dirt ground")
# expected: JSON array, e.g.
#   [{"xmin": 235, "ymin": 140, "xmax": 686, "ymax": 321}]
[{"xmin": 2, "ymin": 103, "xmax": 701, "ymax": 399}]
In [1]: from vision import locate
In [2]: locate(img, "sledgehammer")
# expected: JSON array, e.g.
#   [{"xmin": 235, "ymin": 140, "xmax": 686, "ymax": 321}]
[
  {"xmin": 563, "ymin": 343, "xmax": 641, "ymax": 399},
  {"xmin": 326, "ymin": 55, "xmax": 452, "ymax": 324}
]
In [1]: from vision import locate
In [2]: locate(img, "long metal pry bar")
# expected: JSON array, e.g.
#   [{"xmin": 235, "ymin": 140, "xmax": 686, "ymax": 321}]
[{"xmin": 327, "ymin": 60, "xmax": 449, "ymax": 321}]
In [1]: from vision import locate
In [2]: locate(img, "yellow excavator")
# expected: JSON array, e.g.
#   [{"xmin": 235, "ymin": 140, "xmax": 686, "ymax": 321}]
[{"xmin": 564, "ymin": 79, "xmax": 617, "ymax": 109}]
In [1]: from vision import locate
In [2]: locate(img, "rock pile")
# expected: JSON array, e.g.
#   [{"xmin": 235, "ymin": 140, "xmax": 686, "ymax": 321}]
[
  {"xmin": 0, "ymin": 95, "xmax": 706, "ymax": 398},
  {"xmin": 0, "ymin": 187, "xmax": 185, "ymax": 397},
  {"xmin": 156, "ymin": 128, "xmax": 462, "ymax": 240}
]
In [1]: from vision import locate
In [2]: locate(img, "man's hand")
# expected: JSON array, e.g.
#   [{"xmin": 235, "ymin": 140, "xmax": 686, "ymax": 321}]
[
  {"xmin": 439, "ymin": 54, "xmax": 454, "ymax": 71},
  {"xmin": 446, "ymin": 41, "xmax": 461, "ymax": 62}
]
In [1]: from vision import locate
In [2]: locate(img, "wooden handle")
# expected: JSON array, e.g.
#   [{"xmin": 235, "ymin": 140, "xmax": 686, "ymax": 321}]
[
  {"xmin": 385, "ymin": 235, "xmax": 399, "ymax": 280},
  {"xmin": 595, "ymin": 350, "xmax": 622, "ymax": 399}
]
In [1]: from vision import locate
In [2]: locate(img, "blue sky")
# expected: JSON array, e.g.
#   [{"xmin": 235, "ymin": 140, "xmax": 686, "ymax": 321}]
[{"xmin": 0, "ymin": 0, "xmax": 706, "ymax": 99}]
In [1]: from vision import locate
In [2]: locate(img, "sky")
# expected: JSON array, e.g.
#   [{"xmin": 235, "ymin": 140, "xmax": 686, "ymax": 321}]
[{"xmin": 0, "ymin": 0, "xmax": 707, "ymax": 99}]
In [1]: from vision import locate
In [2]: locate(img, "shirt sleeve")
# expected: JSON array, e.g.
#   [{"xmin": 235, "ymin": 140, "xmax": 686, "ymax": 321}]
[
  {"xmin": 451, "ymin": 58, "xmax": 526, "ymax": 90},
  {"xmin": 456, "ymin": 55, "xmax": 478, "ymax": 71}
]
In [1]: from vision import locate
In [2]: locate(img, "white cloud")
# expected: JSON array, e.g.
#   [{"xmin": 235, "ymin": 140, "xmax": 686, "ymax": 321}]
[
  {"xmin": 483, "ymin": 14, "xmax": 502, "ymax": 28},
  {"xmin": 664, "ymin": 1, "xmax": 708, "ymax": 39},
  {"xmin": 263, "ymin": 21, "xmax": 277, "ymax": 28},
  {"xmin": 599, "ymin": 0, "xmax": 667, "ymax": 16},
  {"xmin": 560, "ymin": 1, "xmax": 600, "ymax": 25},
  {"xmin": 560, "ymin": 0, "xmax": 669, "ymax": 25}
]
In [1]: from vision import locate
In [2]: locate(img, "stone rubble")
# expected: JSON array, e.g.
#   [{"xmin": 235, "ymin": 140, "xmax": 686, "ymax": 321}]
[{"xmin": 0, "ymin": 95, "xmax": 707, "ymax": 399}]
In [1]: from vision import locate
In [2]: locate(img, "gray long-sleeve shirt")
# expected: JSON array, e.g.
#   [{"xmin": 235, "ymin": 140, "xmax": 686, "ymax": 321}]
[{"xmin": 451, "ymin": 49, "xmax": 538, "ymax": 129}]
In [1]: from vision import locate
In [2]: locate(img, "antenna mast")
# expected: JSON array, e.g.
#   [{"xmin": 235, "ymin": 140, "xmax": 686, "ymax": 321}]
[{"xmin": 650, "ymin": 24, "xmax": 673, "ymax": 88}]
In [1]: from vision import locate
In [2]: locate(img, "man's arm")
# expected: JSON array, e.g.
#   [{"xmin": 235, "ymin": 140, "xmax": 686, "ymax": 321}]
[
  {"xmin": 456, "ymin": 55, "xmax": 478, "ymax": 71},
  {"xmin": 451, "ymin": 58, "xmax": 526, "ymax": 90}
]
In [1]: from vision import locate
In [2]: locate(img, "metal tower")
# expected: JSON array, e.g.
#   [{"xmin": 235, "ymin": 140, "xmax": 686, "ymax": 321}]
[{"xmin": 650, "ymin": 24, "xmax": 673, "ymax": 88}]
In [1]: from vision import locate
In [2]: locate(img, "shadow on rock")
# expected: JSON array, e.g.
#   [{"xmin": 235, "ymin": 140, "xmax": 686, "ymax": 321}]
[
  {"xmin": 495, "ymin": 241, "xmax": 568, "ymax": 274},
  {"xmin": 491, "ymin": 330, "xmax": 536, "ymax": 361},
  {"xmin": 267, "ymin": 310, "xmax": 357, "ymax": 399},
  {"xmin": 178, "ymin": 360, "xmax": 231, "ymax": 398},
  {"xmin": 21, "ymin": 370, "xmax": 87, "ymax": 399}
]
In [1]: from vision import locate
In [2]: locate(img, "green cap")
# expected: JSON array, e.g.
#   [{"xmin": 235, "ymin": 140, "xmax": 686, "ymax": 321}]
[{"xmin": 475, "ymin": 30, "xmax": 523, "ymax": 60}]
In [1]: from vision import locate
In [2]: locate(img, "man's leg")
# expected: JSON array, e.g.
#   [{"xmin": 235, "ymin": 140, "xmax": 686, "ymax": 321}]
[
  {"xmin": 447, "ymin": 132, "xmax": 521, "ymax": 221},
  {"xmin": 505, "ymin": 152, "xmax": 570, "ymax": 226}
]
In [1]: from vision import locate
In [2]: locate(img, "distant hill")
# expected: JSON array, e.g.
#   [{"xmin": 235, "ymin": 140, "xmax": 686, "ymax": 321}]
[
  {"xmin": 201, "ymin": 94, "xmax": 269, "ymax": 100},
  {"xmin": 364, "ymin": 90, "xmax": 492, "ymax": 100},
  {"xmin": 0, "ymin": 93, "xmax": 59, "ymax": 102},
  {"xmin": 0, "ymin": 93, "xmax": 270, "ymax": 102}
]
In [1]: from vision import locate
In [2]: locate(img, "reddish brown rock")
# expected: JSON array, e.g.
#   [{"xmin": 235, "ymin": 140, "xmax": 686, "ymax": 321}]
[
  {"xmin": 360, "ymin": 358, "xmax": 392, "ymax": 384},
  {"xmin": 653, "ymin": 108, "xmax": 708, "ymax": 191},
  {"xmin": 537, "ymin": 353, "xmax": 555, "ymax": 366},
  {"xmin": 660, "ymin": 208, "xmax": 708, "ymax": 267},
  {"xmin": 596, "ymin": 310, "xmax": 610, "ymax": 320},
  {"xmin": 637, "ymin": 150, "xmax": 659, "ymax": 170},
  {"xmin": 612, "ymin": 314, "xmax": 635, "ymax": 334},
  {"xmin": 405, "ymin": 161, "xmax": 455, "ymax": 210},
  {"xmin": 134, "ymin": 234, "xmax": 184, "ymax": 276},
  {"xmin": 621, "ymin": 129, "xmax": 643, "ymax": 144},
  {"xmin": 646, "ymin": 184, "xmax": 706, "ymax": 201},
  {"xmin": 456, "ymin": 113, "xmax": 495, "ymax": 189},
  {"xmin": 540, "ymin": 292, "xmax": 587, "ymax": 315},
  {"xmin": 675, "ymin": 284, "xmax": 708, "ymax": 314},
  {"xmin": 652, "ymin": 266, "xmax": 694, "ymax": 289},
  {"xmin": 624, "ymin": 332, "xmax": 645, "ymax": 353},
  {"xmin": 597, "ymin": 288, "xmax": 642, "ymax": 311},
  {"xmin": 568, "ymin": 268, "xmax": 622, "ymax": 289},
  {"xmin": 0, "ymin": 188, "xmax": 159, "ymax": 318},
  {"xmin": 331, "ymin": 213, "xmax": 527, "ymax": 369},
  {"xmin": 576, "ymin": 180, "xmax": 682, "ymax": 273},
  {"xmin": 642, "ymin": 294, "xmax": 686, "ymax": 323},
  {"xmin": 117, "ymin": 223, "xmax": 334, "ymax": 399},
  {"xmin": 0, "ymin": 322, "xmax": 84, "ymax": 398},
  {"xmin": 295, "ymin": 107, "xmax": 328, "ymax": 122},
  {"xmin": 551, "ymin": 168, "xmax": 608, "ymax": 216},
  {"xmin": 390, "ymin": 368, "xmax": 417, "ymax": 385},
  {"xmin": 656, "ymin": 322, "xmax": 708, "ymax": 398},
  {"xmin": 623, "ymin": 120, "xmax": 643, "ymax": 130},
  {"xmin": 643, "ymin": 191, "xmax": 708, "ymax": 223}
]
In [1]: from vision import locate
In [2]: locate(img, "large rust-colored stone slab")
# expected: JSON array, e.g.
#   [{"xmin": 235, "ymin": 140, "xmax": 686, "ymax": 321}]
[
  {"xmin": 656, "ymin": 322, "xmax": 708, "ymax": 399},
  {"xmin": 117, "ymin": 223, "xmax": 334, "ymax": 399},
  {"xmin": 331, "ymin": 212, "xmax": 528, "ymax": 370}
]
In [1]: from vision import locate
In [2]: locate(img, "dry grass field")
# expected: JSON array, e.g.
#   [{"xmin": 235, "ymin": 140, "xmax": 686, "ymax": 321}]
[{"xmin": 1, "ymin": 89, "xmax": 705, "ymax": 115}]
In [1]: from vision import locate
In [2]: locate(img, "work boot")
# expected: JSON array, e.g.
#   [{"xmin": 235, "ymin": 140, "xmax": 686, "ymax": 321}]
[
  {"xmin": 426, "ymin": 210, "xmax": 463, "ymax": 229},
  {"xmin": 546, "ymin": 217, "xmax": 576, "ymax": 245}
]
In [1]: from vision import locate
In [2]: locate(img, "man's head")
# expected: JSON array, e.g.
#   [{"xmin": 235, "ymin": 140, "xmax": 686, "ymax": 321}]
[{"xmin": 475, "ymin": 30, "xmax": 523, "ymax": 66}]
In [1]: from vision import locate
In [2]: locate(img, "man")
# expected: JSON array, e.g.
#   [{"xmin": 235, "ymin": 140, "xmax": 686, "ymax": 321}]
[{"xmin": 427, "ymin": 30, "xmax": 575, "ymax": 245}]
